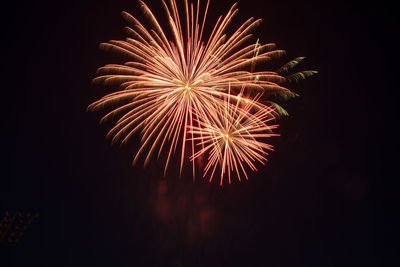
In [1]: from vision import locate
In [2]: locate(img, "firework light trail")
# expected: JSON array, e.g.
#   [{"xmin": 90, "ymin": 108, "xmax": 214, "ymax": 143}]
[{"xmin": 88, "ymin": 0, "xmax": 316, "ymax": 184}]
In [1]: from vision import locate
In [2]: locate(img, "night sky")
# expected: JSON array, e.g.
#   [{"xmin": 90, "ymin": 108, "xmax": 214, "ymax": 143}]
[{"xmin": 2, "ymin": 0, "xmax": 397, "ymax": 266}]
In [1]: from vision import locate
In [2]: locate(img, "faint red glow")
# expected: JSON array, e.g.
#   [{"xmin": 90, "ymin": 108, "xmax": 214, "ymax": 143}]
[
  {"xmin": 154, "ymin": 180, "xmax": 171, "ymax": 222},
  {"xmin": 199, "ymin": 208, "xmax": 215, "ymax": 234},
  {"xmin": 150, "ymin": 181, "xmax": 216, "ymax": 242}
]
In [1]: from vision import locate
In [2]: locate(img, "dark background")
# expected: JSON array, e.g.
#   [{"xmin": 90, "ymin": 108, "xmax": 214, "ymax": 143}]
[{"xmin": 1, "ymin": 0, "xmax": 397, "ymax": 266}]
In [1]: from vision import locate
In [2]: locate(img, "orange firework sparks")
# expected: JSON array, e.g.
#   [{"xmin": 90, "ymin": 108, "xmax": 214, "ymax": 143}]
[
  {"xmin": 88, "ymin": 0, "xmax": 316, "ymax": 183},
  {"xmin": 189, "ymin": 88, "xmax": 279, "ymax": 185}
]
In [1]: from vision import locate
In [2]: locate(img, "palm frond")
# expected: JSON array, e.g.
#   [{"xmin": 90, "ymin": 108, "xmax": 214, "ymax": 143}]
[
  {"xmin": 277, "ymin": 56, "xmax": 306, "ymax": 74},
  {"xmin": 286, "ymin": 70, "xmax": 318, "ymax": 83},
  {"xmin": 264, "ymin": 101, "xmax": 289, "ymax": 116}
]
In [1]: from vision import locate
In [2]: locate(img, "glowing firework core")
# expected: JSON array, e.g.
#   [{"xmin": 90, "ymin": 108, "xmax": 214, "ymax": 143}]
[{"xmin": 223, "ymin": 134, "xmax": 230, "ymax": 141}]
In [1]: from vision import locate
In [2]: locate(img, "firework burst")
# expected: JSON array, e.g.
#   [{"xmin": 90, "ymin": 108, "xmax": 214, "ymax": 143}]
[
  {"xmin": 189, "ymin": 88, "xmax": 279, "ymax": 185},
  {"xmin": 88, "ymin": 0, "xmax": 316, "ymax": 184}
]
